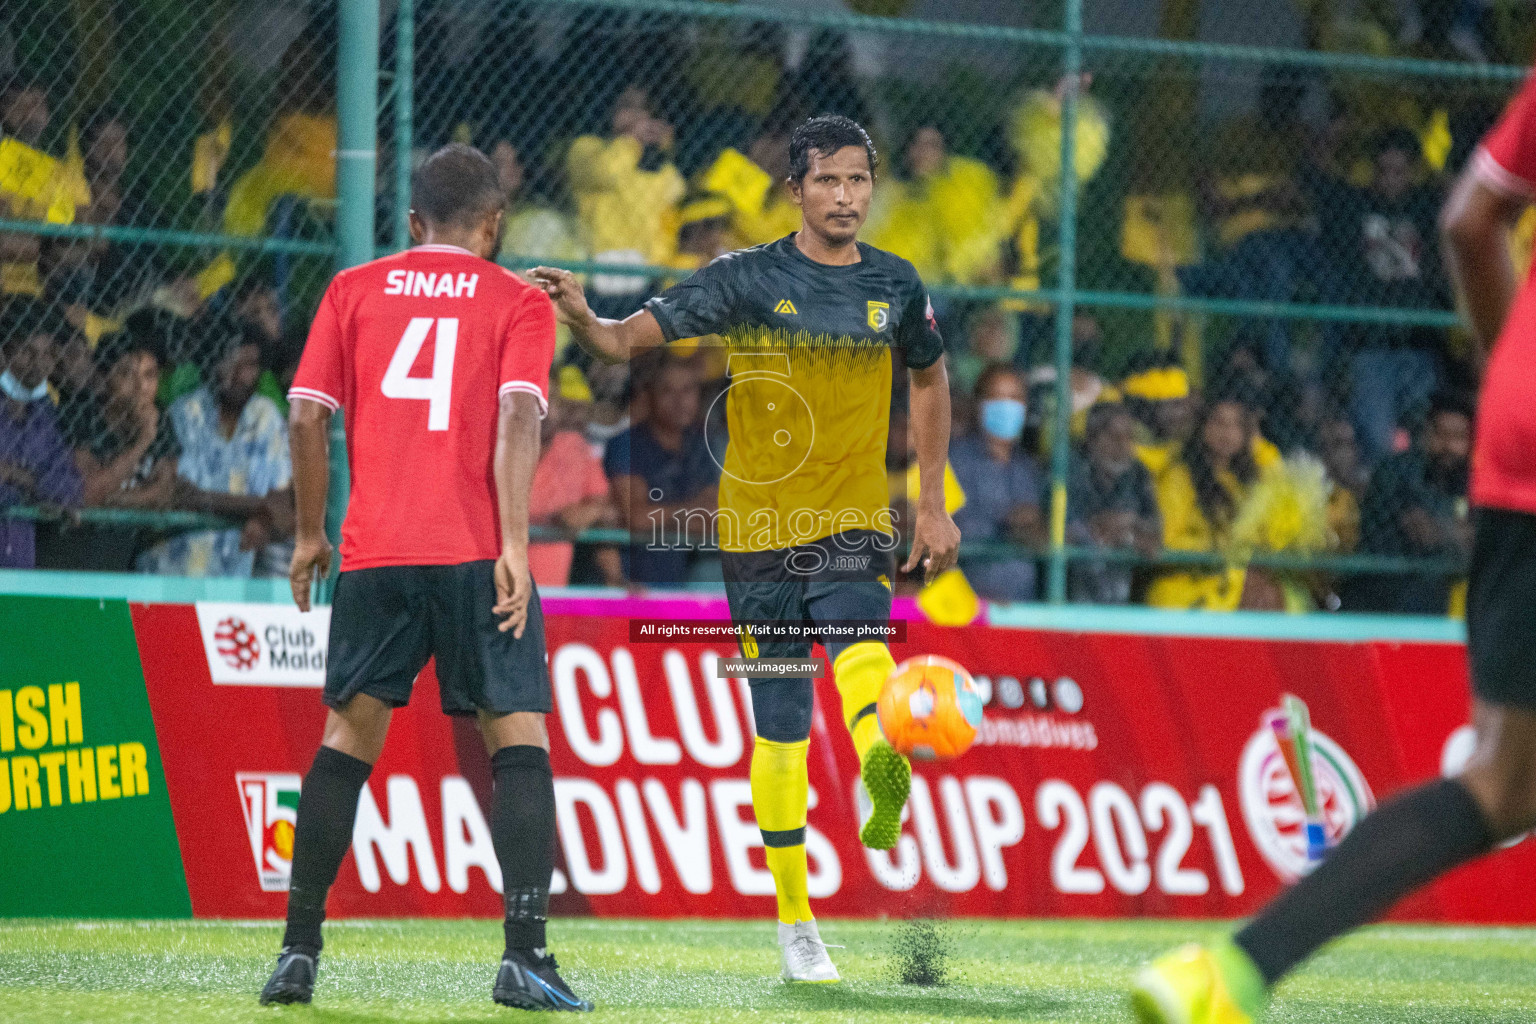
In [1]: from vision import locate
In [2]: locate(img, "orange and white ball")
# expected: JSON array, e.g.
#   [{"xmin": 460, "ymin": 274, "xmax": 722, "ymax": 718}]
[{"xmin": 876, "ymin": 655, "xmax": 984, "ymax": 760}]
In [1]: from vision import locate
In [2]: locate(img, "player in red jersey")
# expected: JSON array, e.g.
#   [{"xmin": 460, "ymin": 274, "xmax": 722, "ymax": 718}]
[
  {"xmin": 259, "ymin": 145, "xmax": 591, "ymax": 1011},
  {"xmin": 1130, "ymin": 76, "xmax": 1536, "ymax": 1024}
]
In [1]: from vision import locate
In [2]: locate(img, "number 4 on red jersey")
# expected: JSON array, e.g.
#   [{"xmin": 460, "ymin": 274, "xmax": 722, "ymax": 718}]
[{"xmin": 288, "ymin": 244, "xmax": 556, "ymax": 570}]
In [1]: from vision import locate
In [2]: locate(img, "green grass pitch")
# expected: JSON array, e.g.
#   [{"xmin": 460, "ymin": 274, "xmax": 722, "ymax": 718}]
[{"xmin": 3, "ymin": 917, "xmax": 1535, "ymax": 1023}]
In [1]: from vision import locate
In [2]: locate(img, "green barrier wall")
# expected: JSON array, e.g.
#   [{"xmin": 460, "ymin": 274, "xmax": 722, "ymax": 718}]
[{"xmin": 0, "ymin": 598, "xmax": 190, "ymax": 917}]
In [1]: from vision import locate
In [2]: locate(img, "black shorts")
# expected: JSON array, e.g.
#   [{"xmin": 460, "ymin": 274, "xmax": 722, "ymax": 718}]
[
  {"xmin": 720, "ymin": 529, "xmax": 894, "ymax": 668},
  {"xmin": 324, "ymin": 561, "xmax": 551, "ymax": 717},
  {"xmin": 1467, "ymin": 507, "xmax": 1536, "ymax": 710}
]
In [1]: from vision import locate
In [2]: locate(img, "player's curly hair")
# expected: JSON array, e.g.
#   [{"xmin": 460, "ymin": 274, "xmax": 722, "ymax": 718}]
[
  {"xmin": 411, "ymin": 143, "xmax": 504, "ymax": 229},
  {"xmin": 788, "ymin": 114, "xmax": 878, "ymax": 184}
]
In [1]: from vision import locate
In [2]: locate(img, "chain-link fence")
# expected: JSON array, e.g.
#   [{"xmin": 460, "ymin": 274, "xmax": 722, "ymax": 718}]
[
  {"xmin": 0, "ymin": 0, "xmax": 338, "ymax": 576},
  {"xmin": 0, "ymin": 0, "xmax": 1526, "ymax": 612}
]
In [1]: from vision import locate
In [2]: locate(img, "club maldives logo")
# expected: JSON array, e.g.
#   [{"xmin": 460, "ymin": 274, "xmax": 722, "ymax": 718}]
[
  {"xmin": 214, "ymin": 617, "xmax": 261, "ymax": 669},
  {"xmin": 238, "ymin": 773, "xmax": 301, "ymax": 891},
  {"xmin": 1238, "ymin": 694, "xmax": 1375, "ymax": 883},
  {"xmin": 195, "ymin": 603, "xmax": 329, "ymax": 686}
]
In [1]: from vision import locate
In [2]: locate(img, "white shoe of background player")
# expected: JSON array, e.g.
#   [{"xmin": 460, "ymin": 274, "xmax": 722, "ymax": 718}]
[{"xmin": 778, "ymin": 920, "xmax": 841, "ymax": 984}]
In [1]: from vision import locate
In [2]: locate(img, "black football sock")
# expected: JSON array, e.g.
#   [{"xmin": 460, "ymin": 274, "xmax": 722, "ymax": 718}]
[
  {"xmin": 281, "ymin": 745, "xmax": 375, "ymax": 956},
  {"xmin": 1235, "ymin": 778, "xmax": 1494, "ymax": 986},
  {"xmin": 491, "ymin": 744, "xmax": 557, "ymax": 957}
]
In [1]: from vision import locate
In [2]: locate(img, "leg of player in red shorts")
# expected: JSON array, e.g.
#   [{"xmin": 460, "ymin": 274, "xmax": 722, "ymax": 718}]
[
  {"xmin": 264, "ymin": 144, "xmax": 586, "ymax": 1010},
  {"xmin": 1131, "ymin": 84, "xmax": 1536, "ymax": 1024},
  {"xmin": 260, "ymin": 702, "xmax": 585, "ymax": 1010},
  {"xmin": 1131, "ymin": 699, "xmax": 1536, "ymax": 1024},
  {"xmin": 477, "ymin": 710, "xmax": 591, "ymax": 1011},
  {"xmin": 260, "ymin": 692, "xmax": 392, "ymax": 1004}
]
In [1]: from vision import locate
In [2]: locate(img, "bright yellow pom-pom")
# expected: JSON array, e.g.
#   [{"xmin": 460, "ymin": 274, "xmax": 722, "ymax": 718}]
[{"xmin": 877, "ymin": 655, "xmax": 985, "ymax": 761}]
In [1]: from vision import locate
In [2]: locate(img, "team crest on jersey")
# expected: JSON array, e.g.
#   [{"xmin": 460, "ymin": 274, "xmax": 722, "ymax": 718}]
[
  {"xmin": 867, "ymin": 300, "xmax": 890, "ymax": 331},
  {"xmin": 773, "ymin": 299, "xmax": 798, "ymax": 315}
]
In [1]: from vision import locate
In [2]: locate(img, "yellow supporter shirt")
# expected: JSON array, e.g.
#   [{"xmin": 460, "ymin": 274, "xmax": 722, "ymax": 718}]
[{"xmin": 566, "ymin": 134, "xmax": 685, "ymax": 265}]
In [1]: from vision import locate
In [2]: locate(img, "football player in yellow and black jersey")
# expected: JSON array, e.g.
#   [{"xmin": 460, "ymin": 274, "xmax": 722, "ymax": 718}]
[{"xmin": 531, "ymin": 115, "xmax": 959, "ymax": 983}]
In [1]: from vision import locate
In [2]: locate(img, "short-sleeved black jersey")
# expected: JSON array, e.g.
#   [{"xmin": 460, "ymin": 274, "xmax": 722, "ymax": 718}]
[{"xmin": 644, "ymin": 235, "xmax": 944, "ymax": 553}]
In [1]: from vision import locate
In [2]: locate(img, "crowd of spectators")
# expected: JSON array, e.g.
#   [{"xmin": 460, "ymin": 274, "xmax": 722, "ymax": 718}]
[{"xmin": 0, "ymin": 0, "xmax": 1509, "ymax": 614}]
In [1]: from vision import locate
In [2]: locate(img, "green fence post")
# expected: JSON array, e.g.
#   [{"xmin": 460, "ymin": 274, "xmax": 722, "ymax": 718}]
[
  {"xmin": 336, "ymin": 0, "xmax": 378, "ymax": 274},
  {"xmin": 393, "ymin": 0, "xmax": 414, "ymax": 252},
  {"xmin": 325, "ymin": 0, "xmax": 380, "ymax": 598},
  {"xmin": 1046, "ymin": 0, "xmax": 1083, "ymax": 605}
]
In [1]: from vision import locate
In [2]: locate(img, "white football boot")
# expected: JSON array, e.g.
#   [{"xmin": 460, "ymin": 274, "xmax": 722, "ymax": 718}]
[{"xmin": 778, "ymin": 920, "xmax": 841, "ymax": 984}]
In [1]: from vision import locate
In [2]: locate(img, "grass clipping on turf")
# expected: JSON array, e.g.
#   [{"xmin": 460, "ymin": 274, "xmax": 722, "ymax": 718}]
[{"xmin": 889, "ymin": 919, "xmax": 952, "ymax": 986}]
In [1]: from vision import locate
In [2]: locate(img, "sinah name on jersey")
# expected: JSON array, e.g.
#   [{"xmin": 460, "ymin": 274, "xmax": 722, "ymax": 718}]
[{"xmin": 384, "ymin": 270, "xmax": 479, "ymax": 299}]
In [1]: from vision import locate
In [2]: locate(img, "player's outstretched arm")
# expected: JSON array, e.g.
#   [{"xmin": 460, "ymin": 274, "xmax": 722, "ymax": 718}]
[
  {"xmin": 904, "ymin": 356, "xmax": 961, "ymax": 585},
  {"xmin": 492, "ymin": 391, "xmax": 543, "ymax": 638},
  {"xmin": 287, "ymin": 398, "xmax": 334, "ymax": 611},
  {"xmin": 527, "ymin": 266, "xmax": 666, "ymax": 363},
  {"xmin": 1441, "ymin": 169, "xmax": 1526, "ymax": 361}
]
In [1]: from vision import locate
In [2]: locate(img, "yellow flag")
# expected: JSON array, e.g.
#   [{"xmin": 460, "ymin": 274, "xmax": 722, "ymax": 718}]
[
  {"xmin": 905, "ymin": 459, "xmax": 967, "ymax": 516},
  {"xmin": 916, "ymin": 568, "xmax": 981, "ymax": 627},
  {"xmin": 0, "ymin": 137, "xmax": 79, "ymax": 223}
]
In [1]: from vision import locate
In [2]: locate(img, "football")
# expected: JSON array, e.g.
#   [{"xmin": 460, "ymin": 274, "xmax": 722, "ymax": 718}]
[{"xmin": 877, "ymin": 654, "xmax": 984, "ymax": 760}]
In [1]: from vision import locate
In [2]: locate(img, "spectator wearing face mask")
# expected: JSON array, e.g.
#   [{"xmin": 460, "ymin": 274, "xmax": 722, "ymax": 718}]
[
  {"xmin": 0, "ymin": 300, "xmax": 82, "ymax": 567},
  {"xmin": 948, "ymin": 363, "xmax": 1044, "ymax": 603}
]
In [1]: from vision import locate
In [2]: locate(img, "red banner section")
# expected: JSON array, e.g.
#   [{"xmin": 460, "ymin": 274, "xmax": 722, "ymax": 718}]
[{"xmin": 131, "ymin": 600, "xmax": 1536, "ymax": 923}]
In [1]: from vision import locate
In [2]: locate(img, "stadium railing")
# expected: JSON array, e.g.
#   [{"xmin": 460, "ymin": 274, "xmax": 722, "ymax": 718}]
[{"xmin": 0, "ymin": 0, "xmax": 1523, "ymax": 608}]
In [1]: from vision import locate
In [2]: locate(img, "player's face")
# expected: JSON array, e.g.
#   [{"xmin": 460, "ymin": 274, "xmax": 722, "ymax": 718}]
[{"xmin": 794, "ymin": 146, "xmax": 873, "ymax": 246}]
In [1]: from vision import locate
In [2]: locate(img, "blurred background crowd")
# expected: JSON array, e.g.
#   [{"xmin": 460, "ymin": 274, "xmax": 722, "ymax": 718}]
[{"xmin": 1, "ymin": 0, "xmax": 1528, "ymax": 614}]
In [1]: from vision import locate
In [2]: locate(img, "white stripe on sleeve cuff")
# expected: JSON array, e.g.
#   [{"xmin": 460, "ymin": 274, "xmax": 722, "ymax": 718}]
[
  {"xmin": 287, "ymin": 386, "xmax": 340, "ymax": 411},
  {"xmin": 1472, "ymin": 147, "xmax": 1536, "ymax": 198},
  {"xmin": 499, "ymin": 380, "xmax": 550, "ymax": 418}
]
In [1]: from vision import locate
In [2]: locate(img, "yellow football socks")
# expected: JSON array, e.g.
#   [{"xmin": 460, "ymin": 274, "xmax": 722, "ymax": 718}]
[
  {"xmin": 750, "ymin": 736, "xmax": 813, "ymax": 924},
  {"xmin": 832, "ymin": 642, "xmax": 897, "ymax": 763}
]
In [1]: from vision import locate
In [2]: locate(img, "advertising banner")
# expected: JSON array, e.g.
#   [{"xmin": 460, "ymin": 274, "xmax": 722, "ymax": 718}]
[
  {"xmin": 194, "ymin": 602, "xmax": 330, "ymax": 686},
  {"xmin": 0, "ymin": 597, "xmax": 190, "ymax": 917},
  {"xmin": 128, "ymin": 596, "xmax": 1536, "ymax": 924}
]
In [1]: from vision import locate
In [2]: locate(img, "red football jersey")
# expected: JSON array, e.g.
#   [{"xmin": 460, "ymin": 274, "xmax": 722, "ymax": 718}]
[
  {"xmin": 1472, "ymin": 73, "xmax": 1536, "ymax": 515},
  {"xmin": 289, "ymin": 243, "xmax": 556, "ymax": 569}
]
